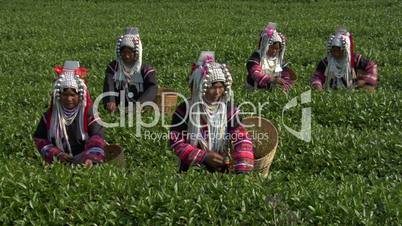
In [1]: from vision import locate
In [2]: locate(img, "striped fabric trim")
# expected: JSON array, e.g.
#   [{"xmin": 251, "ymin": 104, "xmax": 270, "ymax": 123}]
[
  {"xmin": 233, "ymin": 139, "xmax": 253, "ymax": 147},
  {"xmin": 88, "ymin": 116, "xmax": 100, "ymax": 126},
  {"xmin": 144, "ymin": 68, "xmax": 155, "ymax": 78},
  {"xmin": 233, "ymin": 152, "xmax": 254, "ymax": 160},
  {"xmin": 365, "ymin": 62, "xmax": 376, "ymax": 71},
  {"xmin": 311, "ymin": 80, "xmax": 322, "ymax": 86},
  {"xmin": 190, "ymin": 149, "xmax": 202, "ymax": 165},
  {"xmin": 40, "ymin": 144, "xmax": 54, "ymax": 157},
  {"xmin": 258, "ymin": 74, "xmax": 271, "ymax": 86},
  {"xmin": 87, "ymin": 147, "xmax": 105, "ymax": 155},
  {"xmin": 84, "ymin": 135, "xmax": 105, "ymax": 150},
  {"xmin": 250, "ymin": 65, "xmax": 264, "ymax": 82},
  {"xmin": 234, "ymin": 162, "xmax": 254, "ymax": 167},
  {"xmin": 176, "ymin": 144, "xmax": 194, "ymax": 158},
  {"xmin": 355, "ymin": 54, "xmax": 362, "ymax": 67},
  {"xmin": 171, "ymin": 137, "xmax": 185, "ymax": 149},
  {"xmin": 248, "ymin": 59, "xmax": 260, "ymax": 64},
  {"xmin": 252, "ymin": 69, "xmax": 261, "ymax": 74}
]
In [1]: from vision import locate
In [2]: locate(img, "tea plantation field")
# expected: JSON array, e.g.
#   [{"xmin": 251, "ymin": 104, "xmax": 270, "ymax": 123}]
[{"xmin": 0, "ymin": 0, "xmax": 401, "ymax": 224}]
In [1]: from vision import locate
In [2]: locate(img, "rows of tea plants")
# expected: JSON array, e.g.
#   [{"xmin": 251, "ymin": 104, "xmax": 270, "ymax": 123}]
[{"xmin": 0, "ymin": 0, "xmax": 401, "ymax": 224}]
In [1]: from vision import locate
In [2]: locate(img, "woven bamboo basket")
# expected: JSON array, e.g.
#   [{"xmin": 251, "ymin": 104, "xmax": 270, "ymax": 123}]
[
  {"xmin": 104, "ymin": 144, "xmax": 126, "ymax": 168},
  {"xmin": 155, "ymin": 87, "xmax": 178, "ymax": 114},
  {"xmin": 242, "ymin": 117, "xmax": 278, "ymax": 177}
]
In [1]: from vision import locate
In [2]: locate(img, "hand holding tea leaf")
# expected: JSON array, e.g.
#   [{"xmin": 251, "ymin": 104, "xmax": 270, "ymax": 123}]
[
  {"xmin": 204, "ymin": 151, "xmax": 224, "ymax": 169},
  {"xmin": 84, "ymin": 159, "xmax": 93, "ymax": 168},
  {"xmin": 57, "ymin": 152, "xmax": 73, "ymax": 163},
  {"xmin": 356, "ymin": 79, "xmax": 366, "ymax": 88}
]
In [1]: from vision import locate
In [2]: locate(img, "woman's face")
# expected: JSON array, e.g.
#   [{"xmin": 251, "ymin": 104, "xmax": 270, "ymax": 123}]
[
  {"xmin": 204, "ymin": 82, "xmax": 225, "ymax": 103},
  {"xmin": 266, "ymin": 42, "xmax": 281, "ymax": 57},
  {"xmin": 331, "ymin": 46, "xmax": 344, "ymax": 60},
  {"xmin": 60, "ymin": 88, "xmax": 80, "ymax": 109},
  {"xmin": 120, "ymin": 46, "xmax": 138, "ymax": 64}
]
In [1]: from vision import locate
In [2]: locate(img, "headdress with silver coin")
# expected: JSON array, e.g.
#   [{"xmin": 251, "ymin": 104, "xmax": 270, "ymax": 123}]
[
  {"xmin": 50, "ymin": 61, "xmax": 89, "ymax": 154},
  {"xmin": 257, "ymin": 22, "xmax": 286, "ymax": 77},
  {"xmin": 324, "ymin": 27, "xmax": 356, "ymax": 89},
  {"xmin": 187, "ymin": 51, "xmax": 233, "ymax": 154},
  {"xmin": 114, "ymin": 27, "xmax": 144, "ymax": 93}
]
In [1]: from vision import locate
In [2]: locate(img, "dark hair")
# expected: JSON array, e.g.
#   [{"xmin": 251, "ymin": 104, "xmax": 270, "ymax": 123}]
[
  {"xmin": 62, "ymin": 88, "xmax": 78, "ymax": 94},
  {"xmin": 211, "ymin": 81, "xmax": 224, "ymax": 86},
  {"xmin": 272, "ymin": 41, "xmax": 282, "ymax": 47},
  {"xmin": 120, "ymin": 46, "xmax": 135, "ymax": 53}
]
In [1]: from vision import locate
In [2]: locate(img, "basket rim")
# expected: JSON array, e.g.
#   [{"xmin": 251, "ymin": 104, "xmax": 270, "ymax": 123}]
[{"xmin": 242, "ymin": 116, "xmax": 279, "ymax": 158}]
